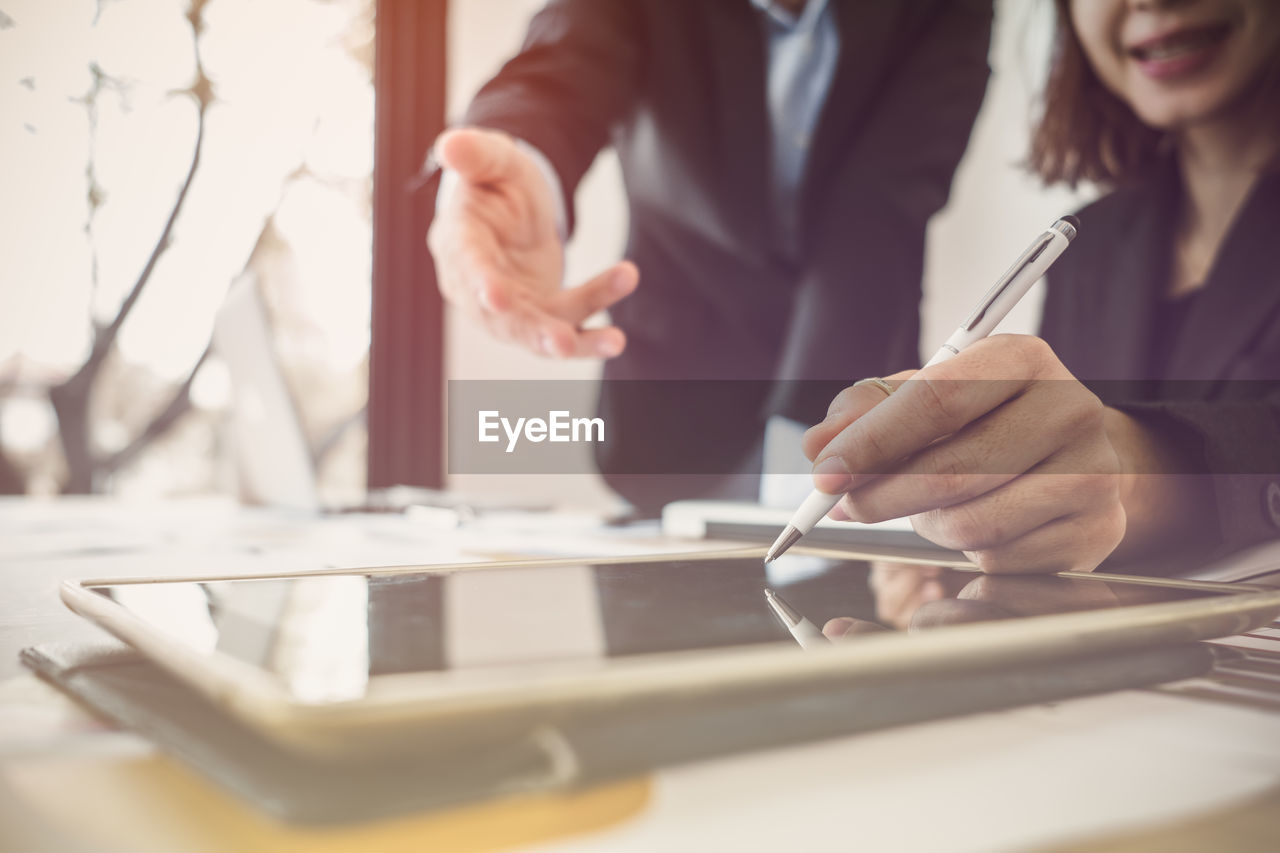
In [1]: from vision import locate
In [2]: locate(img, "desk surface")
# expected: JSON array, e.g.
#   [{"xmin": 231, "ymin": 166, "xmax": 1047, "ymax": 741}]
[{"xmin": 5, "ymin": 496, "xmax": 1280, "ymax": 853}]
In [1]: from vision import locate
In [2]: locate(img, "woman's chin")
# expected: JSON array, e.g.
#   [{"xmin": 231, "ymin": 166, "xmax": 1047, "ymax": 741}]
[{"xmin": 1130, "ymin": 95, "xmax": 1231, "ymax": 135}]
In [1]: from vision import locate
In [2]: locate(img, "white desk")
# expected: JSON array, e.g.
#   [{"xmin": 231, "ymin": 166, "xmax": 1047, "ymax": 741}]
[{"xmin": 4, "ymin": 497, "xmax": 1280, "ymax": 852}]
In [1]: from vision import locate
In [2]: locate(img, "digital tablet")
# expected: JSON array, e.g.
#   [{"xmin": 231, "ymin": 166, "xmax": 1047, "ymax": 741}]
[{"xmin": 61, "ymin": 549, "xmax": 1280, "ymax": 759}]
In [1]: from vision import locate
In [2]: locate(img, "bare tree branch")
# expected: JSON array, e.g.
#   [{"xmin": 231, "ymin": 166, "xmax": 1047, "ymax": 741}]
[
  {"xmin": 52, "ymin": 0, "xmax": 213, "ymax": 493},
  {"xmin": 73, "ymin": 0, "xmax": 214, "ymax": 386},
  {"xmin": 102, "ymin": 344, "xmax": 211, "ymax": 476},
  {"xmin": 86, "ymin": 97, "xmax": 206, "ymax": 369},
  {"xmin": 314, "ymin": 407, "xmax": 367, "ymax": 469},
  {"xmin": 78, "ymin": 63, "xmax": 112, "ymax": 331}
]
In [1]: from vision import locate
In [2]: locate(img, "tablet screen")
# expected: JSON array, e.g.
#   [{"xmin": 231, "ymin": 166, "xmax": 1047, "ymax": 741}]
[{"xmin": 87, "ymin": 556, "xmax": 1220, "ymax": 703}]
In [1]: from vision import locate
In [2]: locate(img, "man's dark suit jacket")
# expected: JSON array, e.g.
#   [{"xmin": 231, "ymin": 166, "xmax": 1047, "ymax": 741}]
[
  {"xmin": 463, "ymin": 0, "xmax": 992, "ymax": 507},
  {"xmin": 1042, "ymin": 166, "xmax": 1280, "ymax": 556}
]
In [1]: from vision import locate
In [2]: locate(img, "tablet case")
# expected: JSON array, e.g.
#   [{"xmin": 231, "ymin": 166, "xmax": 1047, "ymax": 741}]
[{"xmin": 22, "ymin": 639, "xmax": 1217, "ymax": 825}]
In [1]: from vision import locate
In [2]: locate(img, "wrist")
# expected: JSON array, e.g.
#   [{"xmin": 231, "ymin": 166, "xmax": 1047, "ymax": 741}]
[
  {"xmin": 1104, "ymin": 408, "xmax": 1143, "ymax": 512},
  {"xmin": 1103, "ymin": 407, "xmax": 1211, "ymax": 559}
]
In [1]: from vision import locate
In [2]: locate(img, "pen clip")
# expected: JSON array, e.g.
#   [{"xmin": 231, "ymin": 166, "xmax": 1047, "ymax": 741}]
[{"xmin": 962, "ymin": 234, "xmax": 1053, "ymax": 332}]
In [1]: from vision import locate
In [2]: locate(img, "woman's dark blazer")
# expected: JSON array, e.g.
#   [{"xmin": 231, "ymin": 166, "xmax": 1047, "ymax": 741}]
[{"xmin": 1041, "ymin": 167, "xmax": 1280, "ymax": 556}]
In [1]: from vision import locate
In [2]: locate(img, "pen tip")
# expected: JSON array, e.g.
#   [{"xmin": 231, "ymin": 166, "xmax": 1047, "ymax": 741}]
[{"xmin": 765, "ymin": 526, "xmax": 803, "ymax": 565}]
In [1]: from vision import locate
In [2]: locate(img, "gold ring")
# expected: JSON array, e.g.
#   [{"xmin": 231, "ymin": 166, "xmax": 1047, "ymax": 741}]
[{"xmin": 853, "ymin": 377, "xmax": 895, "ymax": 398}]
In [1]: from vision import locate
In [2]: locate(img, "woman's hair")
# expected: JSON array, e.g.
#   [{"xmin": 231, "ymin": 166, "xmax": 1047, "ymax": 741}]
[
  {"xmin": 1031, "ymin": 0, "xmax": 1280, "ymax": 187},
  {"xmin": 1030, "ymin": 0, "xmax": 1165, "ymax": 187}
]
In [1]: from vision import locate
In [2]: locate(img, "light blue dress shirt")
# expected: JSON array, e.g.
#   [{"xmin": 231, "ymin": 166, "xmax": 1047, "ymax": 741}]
[
  {"xmin": 750, "ymin": 0, "xmax": 841, "ymax": 255},
  {"xmin": 750, "ymin": 0, "xmax": 842, "ymax": 505}
]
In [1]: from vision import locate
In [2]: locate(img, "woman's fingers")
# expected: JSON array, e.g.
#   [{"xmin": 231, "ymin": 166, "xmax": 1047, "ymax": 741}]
[
  {"xmin": 904, "ymin": 467, "xmax": 1111, "ymax": 555},
  {"xmin": 801, "ymin": 370, "xmax": 916, "ymax": 461},
  {"xmin": 803, "ymin": 335, "xmax": 1126, "ymax": 574},
  {"xmin": 811, "ymin": 374, "xmax": 1026, "ymax": 493},
  {"xmin": 903, "ymin": 444, "xmax": 1125, "ymax": 573},
  {"xmin": 806, "ymin": 337, "xmax": 1070, "ymax": 479},
  {"xmin": 835, "ymin": 379, "xmax": 1094, "ymax": 523},
  {"xmin": 954, "ymin": 505, "xmax": 1126, "ymax": 574}
]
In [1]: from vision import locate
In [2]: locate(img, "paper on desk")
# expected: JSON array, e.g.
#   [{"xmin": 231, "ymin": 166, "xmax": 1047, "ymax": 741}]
[
  {"xmin": 453, "ymin": 517, "xmax": 743, "ymax": 561},
  {"xmin": 10, "ymin": 499, "xmax": 738, "ymax": 587},
  {"xmin": 1178, "ymin": 538, "xmax": 1280, "ymax": 584},
  {"xmin": 0, "ymin": 496, "xmax": 239, "ymax": 562}
]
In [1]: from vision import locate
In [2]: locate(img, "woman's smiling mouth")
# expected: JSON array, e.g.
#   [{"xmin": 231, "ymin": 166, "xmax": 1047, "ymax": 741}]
[{"xmin": 1126, "ymin": 23, "xmax": 1234, "ymax": 80}]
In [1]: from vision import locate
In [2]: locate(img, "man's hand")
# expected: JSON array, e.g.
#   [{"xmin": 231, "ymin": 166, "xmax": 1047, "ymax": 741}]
[
  {"xmin": 426, "ymin": 127, "xmax": 639, "ymax": 358},
  {"xmin": 801, "ymin": 336, "xmax": 1129, "ymax": 574}
]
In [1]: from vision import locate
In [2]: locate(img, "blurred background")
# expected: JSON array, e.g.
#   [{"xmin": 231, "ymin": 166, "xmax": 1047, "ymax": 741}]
[
  {"xmin": 0, "ymin": 0, "xmax": 1093, "ymax": 509},
  {"xmin": 1, "ymin": 0, "xmax": 374, "ymax": 500}
]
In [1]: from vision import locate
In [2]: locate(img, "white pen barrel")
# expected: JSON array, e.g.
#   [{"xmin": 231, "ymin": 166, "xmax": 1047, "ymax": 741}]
[
  {"xmin": 924, "ymin": 227, "xmax": 1072, "ymax": 369},
  {"xmin": 923, "ymin": 339, "xmax": 962, "ymax": 369},
  {"xmin": 790, "ymin": 619, "xmax": 830, "ymax": 650},
  {"xmin": 793, "ymin": 487, "xmax": 843, "ymax": 535}
]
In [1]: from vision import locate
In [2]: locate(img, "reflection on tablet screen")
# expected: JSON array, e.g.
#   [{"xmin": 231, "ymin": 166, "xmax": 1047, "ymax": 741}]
[{"xmin": 89, "ymin": 557, "xmax": 1217, "ymax": 704}]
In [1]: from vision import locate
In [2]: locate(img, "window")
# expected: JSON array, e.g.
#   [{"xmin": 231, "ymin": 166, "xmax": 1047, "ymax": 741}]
[{"xmin": 0, "ymin": 0, "xmax": 433, "ymax": 500}]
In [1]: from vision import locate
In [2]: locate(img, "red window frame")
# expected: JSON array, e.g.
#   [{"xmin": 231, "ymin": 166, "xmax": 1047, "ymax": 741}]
[{"xmin": 368, "ymin": 0, "xmax": 447, "ymax": 489}]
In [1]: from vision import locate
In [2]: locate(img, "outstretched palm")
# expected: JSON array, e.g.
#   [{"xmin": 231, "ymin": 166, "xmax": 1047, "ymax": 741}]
[{"xmin": 428, "ymin": 128, "xmax": 637, "ymax": 358}]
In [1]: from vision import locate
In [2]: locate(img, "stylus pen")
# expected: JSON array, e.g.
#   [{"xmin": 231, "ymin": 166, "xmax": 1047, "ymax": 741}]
[
  {"xmin": 764, "ymin": 588, "xmax": 830, "ymax": 650},
  {"xmin": 765, "ymin": 216, "xmax": 1081, "ymax": 564}
]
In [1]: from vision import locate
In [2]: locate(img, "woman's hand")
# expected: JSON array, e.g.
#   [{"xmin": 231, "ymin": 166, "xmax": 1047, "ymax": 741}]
[{"xmin": 802, "ymin": 335, "xmax": 1129, "ymax": 574}]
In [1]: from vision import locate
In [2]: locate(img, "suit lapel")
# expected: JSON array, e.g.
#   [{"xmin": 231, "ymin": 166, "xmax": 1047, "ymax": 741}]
[
  {"xmin": 704, "ymin": 2, "xmax": 773, "ymax": 244},
  {"xmin": 799, "ymin": 0, "xmax": 900, "ymax": 207},
  {"xmin": 1167, "ymin": 172, "xmax": 1280, "ymax": 380}
]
